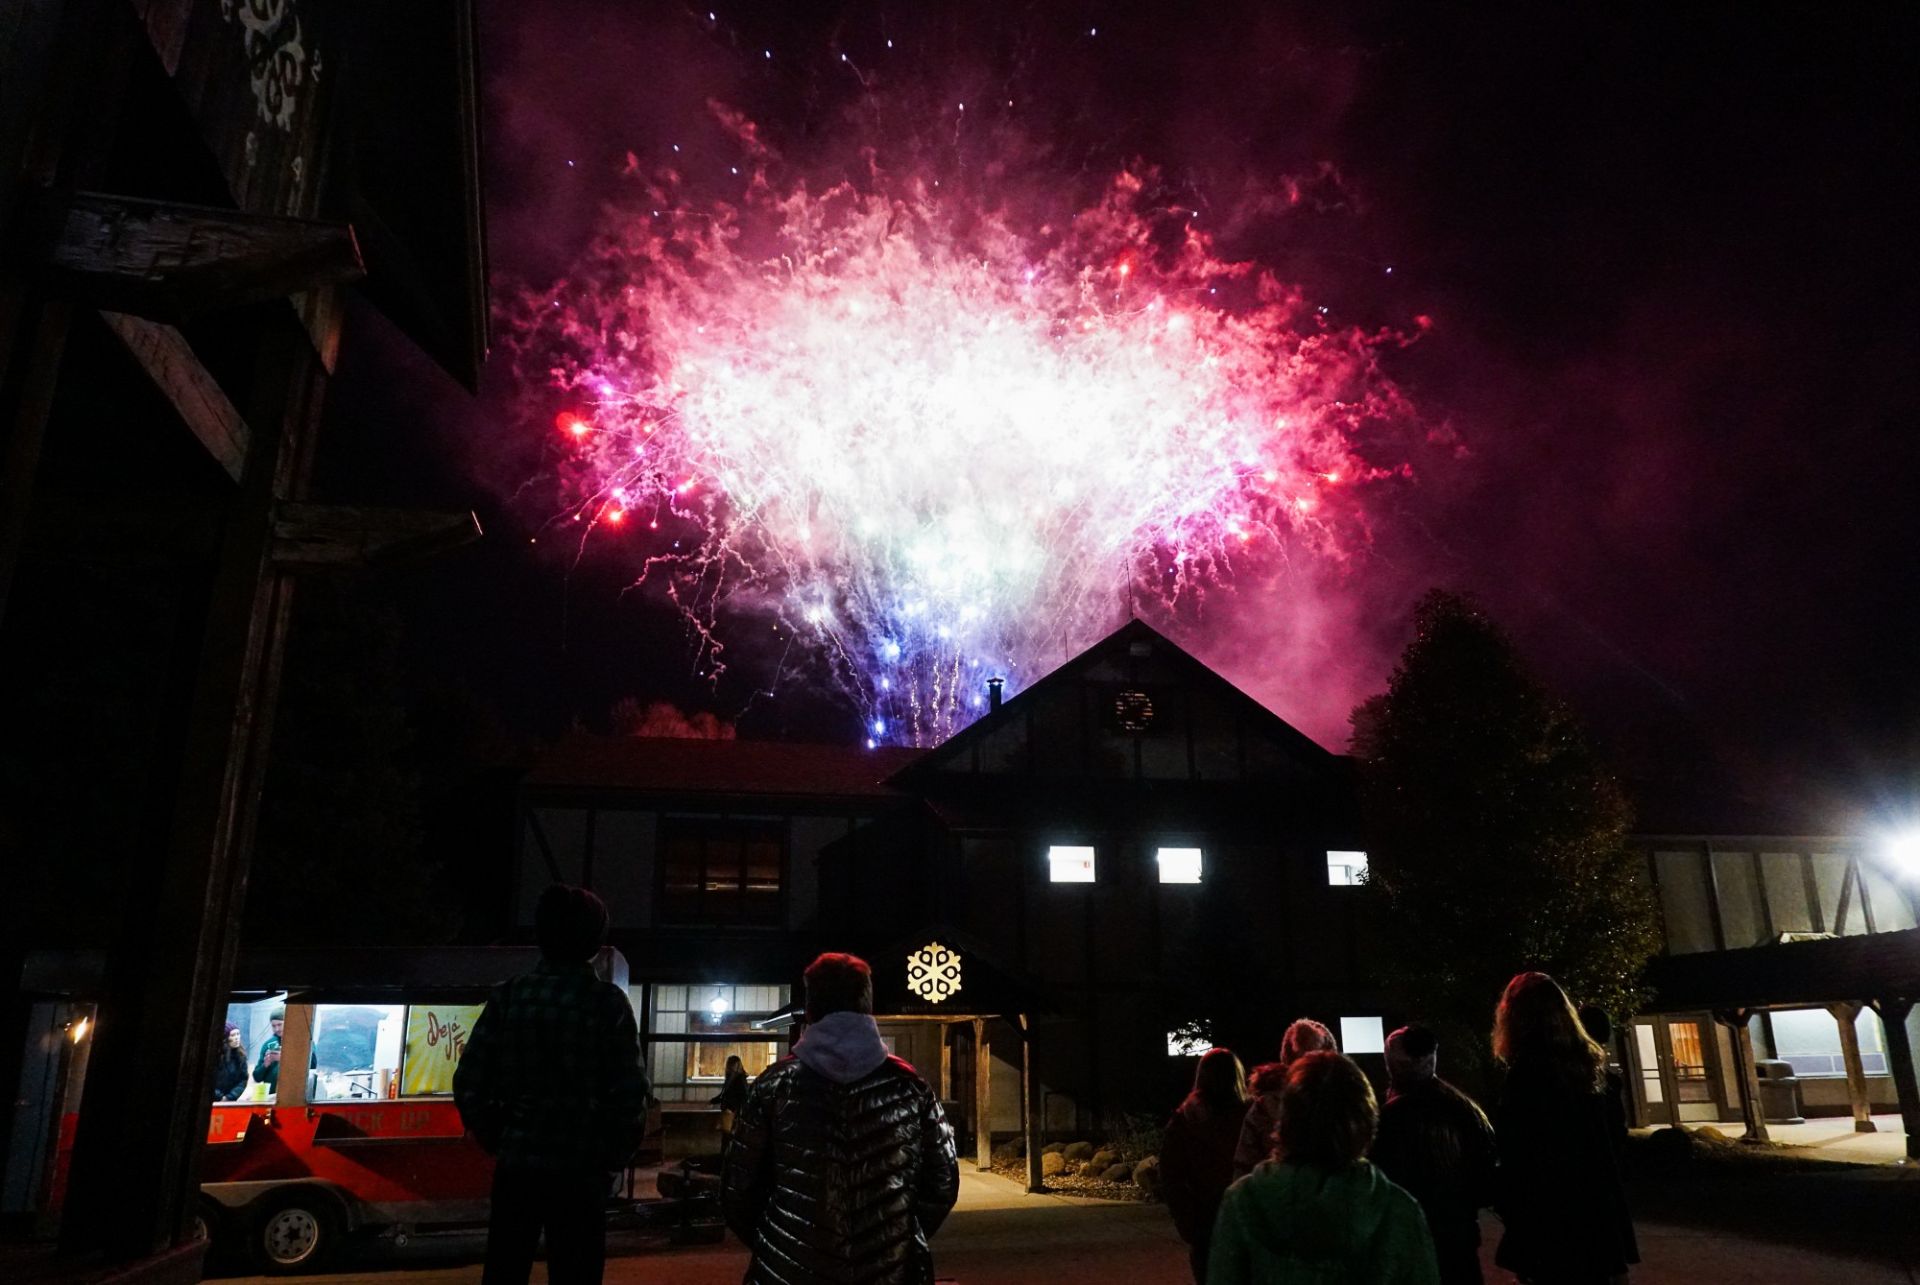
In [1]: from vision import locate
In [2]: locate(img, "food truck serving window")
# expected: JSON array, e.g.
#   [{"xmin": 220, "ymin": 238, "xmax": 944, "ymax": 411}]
[{"xmin": 245, "ymin": 1002, "xmax": 488, "ymax": 1103}]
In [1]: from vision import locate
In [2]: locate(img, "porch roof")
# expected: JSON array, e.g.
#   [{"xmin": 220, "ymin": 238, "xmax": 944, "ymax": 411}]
[{"xmin": 1643, "ymin": 927, "xmax": 1920, "ymax": 1012}]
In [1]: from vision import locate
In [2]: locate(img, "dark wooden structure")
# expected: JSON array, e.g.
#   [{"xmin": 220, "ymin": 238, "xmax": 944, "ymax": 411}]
[
  {"xmin": 0, "ymin": 0, "xmax": 486, "ymax": 1273},
  {"xmin": 514, "ymin": 619, "xmax": 1390, "ymax": 1187}
]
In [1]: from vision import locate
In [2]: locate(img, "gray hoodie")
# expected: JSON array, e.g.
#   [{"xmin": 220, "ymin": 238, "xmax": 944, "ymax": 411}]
[{"xmin": 793, "ymin": 1011, "xmax": 891, "ymax": 1084}]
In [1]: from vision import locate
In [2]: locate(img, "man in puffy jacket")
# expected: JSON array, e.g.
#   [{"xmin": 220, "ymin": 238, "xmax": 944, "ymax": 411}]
[{"xmin": 722, "ymin": 952, "xmax": 960, "ymax": 1284}]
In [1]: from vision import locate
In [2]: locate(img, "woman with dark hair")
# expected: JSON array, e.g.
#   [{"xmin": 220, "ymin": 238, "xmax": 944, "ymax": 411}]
[
  {"xmin": 1492, "ymin": 973, "xmax": 1639, "ymax": 1285},
  {"xmin": 212, "ymin": 1023, "xmax": 249, "ymax": 1101},
  {"xmin": 711, "ymin": 1053, "xmax": 750, "ymax": 1136},
  {"xmin": 1208, "ymin": 1052, "xmax": 1438, "ymax": 1284},
  {"xmin": 1162, "ymin": 1047, "xmax": 1251, "ymax": 1282}
]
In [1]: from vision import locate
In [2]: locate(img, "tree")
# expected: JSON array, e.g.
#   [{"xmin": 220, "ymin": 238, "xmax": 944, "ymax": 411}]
[{"xmin": 1351, "ymin": 590, "xmax": 1660, "ymax": 1073}]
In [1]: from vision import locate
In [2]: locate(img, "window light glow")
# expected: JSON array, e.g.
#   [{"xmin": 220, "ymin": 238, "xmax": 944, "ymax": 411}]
[
  {"xmin": 1340, "ymin": 1016, "xmax": 1385, "ymax": 1055},
  {"xmin": 1157, "ymin": 846, "xmax": 1203, "ymax": 884},
  {"xmin": 1327, "ymin": 850, "xmax": 1369, "ymax": 886},
  {"xmin": 1048, "ymin": 845, "xmax": 1097, "ymax": 883},
  {"xmin": 1167, "ymin": 1029, "xmax": 1210, "ymax": 1057}
]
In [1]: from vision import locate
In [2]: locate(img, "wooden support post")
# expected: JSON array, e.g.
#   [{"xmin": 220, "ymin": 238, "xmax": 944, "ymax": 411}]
[
  {"xmin": 1829, "ymin": 1003, "xmax": 1878, "ymax": 1133},
  {"xmin": 937, "ymin": 1022, "xmax": 952, "ymax": 1103},
  {"xmin": 60, "ymin": 332, "xmax": 317, "ymax": 1257},
  {"xmin": 37, "ymin": 190, "xmax": 364, "ymax": 318},
  {"xmin": 972, "ymin": 1017, "xmax": 992, "ymax": 1173},
  {"xmin": 1020, "ymin": 1014, "xmax": 1043, "ymax": 1193},
  {"xmin": 1871, "ymin": 999, "xmax": 1920, "ymax": 1162},
  {"xmin": 1716, "ymin": 1009, "xmax": 1770, "ymax": 1144},
  {"xmin": 99, "ymin": 309, "xmax": 249, "ymax": 481}
]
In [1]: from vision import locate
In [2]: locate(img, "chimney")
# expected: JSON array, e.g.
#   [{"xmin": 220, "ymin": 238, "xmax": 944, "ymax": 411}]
[{"xmin": 987, "ymin": 676, "xmax": 1005, "ymax": 710}]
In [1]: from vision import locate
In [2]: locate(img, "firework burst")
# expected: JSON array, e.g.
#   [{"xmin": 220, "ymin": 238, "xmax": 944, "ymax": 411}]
[{"xmin": 505, "ymin": 119, "xmax": 1422, "ymax": 746}]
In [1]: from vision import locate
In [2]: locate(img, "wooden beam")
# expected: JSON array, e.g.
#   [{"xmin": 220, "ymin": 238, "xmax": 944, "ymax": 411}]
[
  {"xmin": 99, "ymin": 310, "xmax": 247, "ymax": 481},
  {"xmin": 272, "ymin": 502, "xmax": 481, "ymax": 570},
  {"xmin": 38, "ymin": 190, "xmax": 364, "ymax": 319},
  {"xmin": 972, "ymin": 1017, "xmax": 992, "ymax": 1173},
  {"xmin": 1828, "ymin": 1003, "xmax": 1878, "ymax": 1133}
]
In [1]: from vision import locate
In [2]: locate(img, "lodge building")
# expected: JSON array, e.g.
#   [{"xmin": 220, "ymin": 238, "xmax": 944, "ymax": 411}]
[{"xmin": 515, "ymin": 617, "xmax": 1920, "ymax": 1166}]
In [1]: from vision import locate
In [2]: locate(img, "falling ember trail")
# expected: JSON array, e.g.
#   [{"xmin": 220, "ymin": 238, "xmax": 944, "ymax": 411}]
[{"xmin": 506, "ymin": 123, "xmax": 1421, "ymax": 746}]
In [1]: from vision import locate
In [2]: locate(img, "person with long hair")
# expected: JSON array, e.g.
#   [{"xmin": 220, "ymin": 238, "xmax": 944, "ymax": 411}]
[
  {"xmin": 1491, "ymin": 973, "xmax": 1639, "ymax": 1285},
  {"xmin": 712, "ymin": 1053, "xmax": 750, "ymax": 1136},
  {"xmin": 212, "ymin": 1023, "xmax": 249, "ymax": 1102},
  {"xmin": 1232, "ymin": 1019, "xmax": 1338, "ymax": 1177},
  {"xmin": 1208, "ymin": 1051, "xmax": 1438, "ymax": 1284},
  {"xmin": 1162, "ymin": 1047, "xmax": 1251, "ymax": 1282}
]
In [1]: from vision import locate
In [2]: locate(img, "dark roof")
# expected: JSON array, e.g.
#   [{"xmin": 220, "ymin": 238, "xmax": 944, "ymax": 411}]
[
  {"xmin": 888, "ymin": 617, "xmax": 1337, "ymax": 785},
  {"xmin": 1643, "ymin": 928, "xmax": 1920, "ymax": 1012},
  {"xmin": 524, "ymin": 734, "xmax": 924, "ymax": 799}
]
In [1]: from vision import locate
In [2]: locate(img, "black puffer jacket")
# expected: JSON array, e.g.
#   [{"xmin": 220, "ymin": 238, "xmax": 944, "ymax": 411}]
[{"xmin": 721, "ymin": 1043, "xmax": 959, "ymax": 1285}]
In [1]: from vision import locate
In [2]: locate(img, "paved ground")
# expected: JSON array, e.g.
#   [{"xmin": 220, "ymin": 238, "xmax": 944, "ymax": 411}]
[
  {"xmin": 215, "ymin": 1167, "xmax": 1919, "ymax": 1285},
  {"xmin": 1727, "ymin": 1111, "xmax": 1910, "ymax": 1165}
]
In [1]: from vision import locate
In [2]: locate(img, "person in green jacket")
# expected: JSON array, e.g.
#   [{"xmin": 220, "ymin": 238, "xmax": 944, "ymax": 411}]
[{"xmin": 1208, "ymin": 1051, "xmax": 1440, "ymax": 1285}]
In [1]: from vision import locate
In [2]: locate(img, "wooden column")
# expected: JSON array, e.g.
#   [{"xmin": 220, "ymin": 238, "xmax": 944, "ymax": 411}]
[
  {"xmin": 60, "ymin": 331, "xmax": 318, "ymax": 1258},
  {"xmin": 1871, "ymin": 999, "xmax": 1920, "ymax": 1162},
  {"xmin": 972, "ymin": 1017, "xmax": 992, "ymax": 1172},
  {"xmin": 1829, "ymin": 1003, "xmax": 1878, "ymax": 1133},
  {"xmin": 1716, "ymin": 1009, "xmax": 1770, "ymax": 1143},
  {"xmin": 1020, "ymin": 1014, "xmax": 1043, "ymax": 1193},
  {"xmin": 937, "ymin": 1022, "xmax": 952, "ymax": 1102}
]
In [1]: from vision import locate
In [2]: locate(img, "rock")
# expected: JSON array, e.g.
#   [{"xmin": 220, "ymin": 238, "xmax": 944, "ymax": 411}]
[
  {"xmin": 1063, "ymin": 1140, "xmax": 1096, "ymax": 1162},
  {"xmin": 991, "ymin": 1140, "xmax": 1025, "ymax": 1164},
  {"xmin": 1041, "ymin": 1151, "xmax": 1069, "ymax": 1178},
  {"xmin": 1132, "ymin": 1155, "xmax": 1162, "ymax": 1200},
  {"xmin": 1695, "ymin": 1125, "xmax": 1732, "ymax": 1145},
  {"xmin": 1089, "ymin": 1148, "xmax": 1121, "ymax": 1173},
  {"xmin": 1042, "ymin": 1142, "xmax": 1067, "ymax": 1156},
  {"xmin": 1101, "ymin": 1163, "xmax": 1134, "ymax": 1183}
]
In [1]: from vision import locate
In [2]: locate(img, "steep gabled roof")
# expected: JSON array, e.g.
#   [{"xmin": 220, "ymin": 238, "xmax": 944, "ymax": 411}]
[{"xmin": 887, "ymin": 617, "xmax": 1338, "ymax": 785}]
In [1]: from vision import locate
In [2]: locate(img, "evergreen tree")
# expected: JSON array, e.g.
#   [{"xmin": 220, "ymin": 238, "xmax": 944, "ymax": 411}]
[{"xmin": 1351, "ymin": 590, "xmax": 1660, "ymax": 1069}]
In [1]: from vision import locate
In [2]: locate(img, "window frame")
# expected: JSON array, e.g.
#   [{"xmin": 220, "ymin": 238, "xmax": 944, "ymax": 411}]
[
  {"xmin": 655, "ymin": 814, "xmax": 790, "ymax": 927},
  {"xmin": 1326, "ymin": 850, "xmax": 1369, "ymax": 887},
  {"xmin": 1046, "ymin": 843, "xmax": 1098, "ymax": 884},
  {"xmin": 1155, "ymin": 845, "xmax": 1204, "ymax": 885}
]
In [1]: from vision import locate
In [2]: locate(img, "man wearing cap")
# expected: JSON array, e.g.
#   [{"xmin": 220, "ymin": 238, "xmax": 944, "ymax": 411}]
[
  {"xmin": 1370, "ymin": 1024, "xmax": 1498, "ymax": 1285},
  {"xmin": 252, "ymin": 1008, "xmax": 286, "ymax": 1094}
]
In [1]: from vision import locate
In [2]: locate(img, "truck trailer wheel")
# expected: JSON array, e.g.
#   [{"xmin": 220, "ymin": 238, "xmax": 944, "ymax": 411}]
[{"xmin": 250, "ymin": 1188, "xmax": 342, "ymax": 1274}]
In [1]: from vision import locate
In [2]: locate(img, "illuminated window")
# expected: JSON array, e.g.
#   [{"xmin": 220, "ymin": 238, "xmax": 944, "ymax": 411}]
[
  {"xmin": 310, "ymin": 1004, "xmax": 406, "ymax": 1101},
  {"xmin": 1048, "ymin": 845, "xmax": 1097, "ymax": 883},
  {"xmin": 1340, "ymin": 1016, "xmax": 1385, "ymax": 1055},
  {"xmin": 1327, "ymin": 850, "xmax": 1369, "ymax": 886},
  {"xmin": 1157, "ymin": 846, "xmax": 1203, "ymax": 884},
  {"xmin": 1167, "ymin": 1029, "xmax": 1210, "ymax": 1057}
]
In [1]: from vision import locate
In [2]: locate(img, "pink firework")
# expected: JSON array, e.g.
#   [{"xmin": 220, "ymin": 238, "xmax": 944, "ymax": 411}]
[{"xmin": 505, "ymin": 124, "xmax": 1422, "ymax": 746}]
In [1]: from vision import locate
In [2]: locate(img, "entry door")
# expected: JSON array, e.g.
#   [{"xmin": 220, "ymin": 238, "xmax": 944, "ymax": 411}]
[
  {"xmin": 1629, "ymin": 1022, "xmax": 1671, "ymax": 1126},
  {"xmin": 949, "ymin": 1026, "xmax": 979, "ymax": 1159},
  {"xmin": 1666, "ymin": 1018, "xmax": 1722, "ymax": 1122}
]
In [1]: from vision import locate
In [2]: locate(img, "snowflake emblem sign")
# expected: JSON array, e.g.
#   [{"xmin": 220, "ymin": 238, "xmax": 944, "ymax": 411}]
[{"xmin": 906, "ymin": 942, "xmax": 963, "ymax": 1005}]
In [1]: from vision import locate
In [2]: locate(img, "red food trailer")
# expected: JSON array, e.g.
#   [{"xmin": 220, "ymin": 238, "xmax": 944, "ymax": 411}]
[{"xmin": 11, "ymin": 948, "xmax": 677, "ymax": 1273}]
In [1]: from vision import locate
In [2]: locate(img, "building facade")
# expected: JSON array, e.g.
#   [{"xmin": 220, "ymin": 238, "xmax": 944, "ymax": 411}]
[
  {"xmin": 1628, "ymin": 836, "xmax": 1920, "ymax": 1151},
  {"xmin": 514, "ymin": 620, "xmax": 1391, "ymax": 1159}
]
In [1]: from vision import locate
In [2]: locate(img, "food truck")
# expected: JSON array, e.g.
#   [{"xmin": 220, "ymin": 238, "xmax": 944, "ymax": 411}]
[{"xmin": 9, "ymin": 948, "xmax": 681, "ymax": 1273}]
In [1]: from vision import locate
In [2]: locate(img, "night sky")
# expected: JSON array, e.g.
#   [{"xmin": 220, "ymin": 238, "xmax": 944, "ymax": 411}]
[{"xmin": 319, "ymin": 2, "xmax": 1919, "ymax": 832}]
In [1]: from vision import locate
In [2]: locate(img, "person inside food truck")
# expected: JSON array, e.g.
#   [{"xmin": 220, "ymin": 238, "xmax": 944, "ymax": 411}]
[{"xmin": 253, "ymin": 1009, "xmax": 285, "ymax": 1092}]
